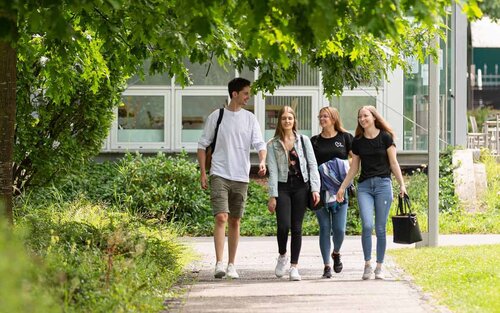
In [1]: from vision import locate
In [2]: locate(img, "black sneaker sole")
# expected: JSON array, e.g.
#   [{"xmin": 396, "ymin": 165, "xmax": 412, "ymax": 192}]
[
  {"xmin": 332, "ymin": 252, "xmax": 343, "ymax": 273},
  {"xmin": 322, "ymin": 267, "xmax": 332, "ymax": 278},
  {"xmin": 214, "ymin": 271, "xmax": 225, "ymax": 279}
]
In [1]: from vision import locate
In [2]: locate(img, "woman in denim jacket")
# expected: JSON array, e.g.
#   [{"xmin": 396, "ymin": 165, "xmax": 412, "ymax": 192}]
[{"xmin": 267, "ymin": 106, "xmax": 320, "ymax": 281}]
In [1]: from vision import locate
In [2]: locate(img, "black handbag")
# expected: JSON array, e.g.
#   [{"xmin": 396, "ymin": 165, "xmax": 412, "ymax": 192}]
[
  {"xmin": 300, "ymin": 135, "xmax": 320, "ymax": 210},
  {"xmin": 392, "ymin": 194, "xmax": 423, "ymax": 244}
]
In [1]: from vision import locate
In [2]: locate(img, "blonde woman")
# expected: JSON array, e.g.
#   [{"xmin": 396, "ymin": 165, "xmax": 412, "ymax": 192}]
[
  {"xmin": 336, "ymin": 106, "xmax": 406, "ymax": 280},
  {"xmin": 266, "ymin": 106, "xmax": 320, "ymax": 281}
]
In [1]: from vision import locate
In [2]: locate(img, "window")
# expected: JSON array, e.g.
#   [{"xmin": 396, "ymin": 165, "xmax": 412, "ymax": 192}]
[
  {"xmin": 181, "ymin": 95, "xmax": 228, "ymax": 142},
  {"xmin": 330, "ymin": 95, "xmax": 377, "ymax": 132},
  {"xmin": 265, "ymin": 95, "xmax": 314, "ymax": 140},
  {"xmin": 118, "ymin": 95, "xmax": 165, "ymax": 143},
  {"xmin": 183, "ymin": 61, "xmax": 236, "ymax": 86},
  {"xmin": 289, "ymin": 63, "xmax": 319, "ymax": 86},
  {"xmin": 127, "ymin": 59, "xmax": 172, "ymax": 86}
]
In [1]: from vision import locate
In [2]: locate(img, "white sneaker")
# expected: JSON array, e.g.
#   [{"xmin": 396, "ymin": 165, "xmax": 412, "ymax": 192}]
[
  {"xmin": 275, "ymin": 255, "xmax": 288, "ymax": 278},
  {"xmin": 374, "ymin": 267, "xmax": 385, "ymax": 280},
  {"xmin": 362, "ymin": 264, "xmax": 373, "ymax": 280},
  {"xmin": 226, "ymin": 263, "xmax": 239, "ymax": 279},
  {"xmin": 289, "ymin": 267, "xmax": 301, "ymax": 281},
  {"xmin": 214, "ymin": 261, "xmax": 225, "ymax": 278}
]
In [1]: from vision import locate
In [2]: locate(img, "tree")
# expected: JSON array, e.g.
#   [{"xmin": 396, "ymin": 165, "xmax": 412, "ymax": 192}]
[
  {"xmin": 0, "ymin": 0, "xmax": 483, "ymax": 222},
  {"xmin": 478, "ymin": 0, "xmax": 500, "ymax": 20},
  {"xmin": 14, "ymin": 25, "xmax": 127, "ymax": 193}
]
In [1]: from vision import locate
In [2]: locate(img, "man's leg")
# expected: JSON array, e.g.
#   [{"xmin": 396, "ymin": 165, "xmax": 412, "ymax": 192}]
[
  {"xmin": 214, "ymin": 212, "xmax": 228, "ymax": 262},
  {"xmin": 227, "ymin": 216, "xmax": 240, "ymax": 264}
]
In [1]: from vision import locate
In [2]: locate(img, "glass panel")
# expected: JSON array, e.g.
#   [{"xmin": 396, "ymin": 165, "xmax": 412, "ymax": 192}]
[
  {"xmin": 118, "ymin": 95, "xmax": 164, "ymax": 142},
  {"xmin": 183, "ymin": 61, "xmax": 236, "ymax": 85},
  {"xmin": 127, "ymin": 60, "xmax": 171, "ymax": 86},
  {"xmin": 403, "ymin": 42, "xmax": 449, "ymax": 151},
  {"xmin": 265, "ymin": 96, "xmax": 312, "ymax": 140},
  {"xmin": 289, "ymin": 63, "xmax": 319, "ymax": 86},
  {"xmin": 330, "ymin": 96, "xmax": 376, "ymax": 132},
  {"xmin": 443, "ymin": 15, "xmax": 452, "ymax": 148},
  {"xmin": 181, "ymin": 95, "xmax": 228, "ymax": 142},
  {"xmin": 238, "ymin": 68, "xmax": 255, "ymax": 83},
  {"xmin": 244, "ymin": 97, "xmax": 255, "ymax": 114}
]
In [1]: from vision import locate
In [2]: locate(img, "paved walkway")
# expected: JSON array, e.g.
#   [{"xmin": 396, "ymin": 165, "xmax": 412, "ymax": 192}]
[{"xmin": 176, "ymin": 235, "xmax": 500, "ymax": 313}]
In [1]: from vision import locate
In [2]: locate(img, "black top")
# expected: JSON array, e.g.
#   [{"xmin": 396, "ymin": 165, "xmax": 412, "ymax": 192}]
[
  {"xmin": 352, "ymin": 130, "xmax": 394, "ymax": 182},
  {"xmin": 288, "ymin": 146, "xmax": 303, "ymax": 179},
  {"xmin": 311, "ymin": 132, "xmax": 353, "ymax": 165}
]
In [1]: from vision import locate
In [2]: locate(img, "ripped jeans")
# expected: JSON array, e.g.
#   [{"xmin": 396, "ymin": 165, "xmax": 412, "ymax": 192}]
[{"xmin": 357, "ymin": 176, "xmax": 393, "ymax": 263}]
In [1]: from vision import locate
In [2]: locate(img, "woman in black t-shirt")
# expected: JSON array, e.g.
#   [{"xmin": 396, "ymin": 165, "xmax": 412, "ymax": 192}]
[
  {"xmin": 311, "ymin": 106, "xmax": 353, "ymax": 279},
  {"xmin": 336, "ymin": 105, "xmax": 406, "ymax": 281}
]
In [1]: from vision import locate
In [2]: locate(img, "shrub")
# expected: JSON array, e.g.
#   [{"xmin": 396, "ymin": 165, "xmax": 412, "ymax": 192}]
[
  {"xmin": 14, "ymin": 28, "xmax": 125, "ymax": 194},
  {"xmin": 15, "ymin": 195, "xmax": 192, "ymax": 312},
  {"xmin": 36, "ymin": 152, "xmax": 211, "ymax": 223},
  {"xmin": 112, "ymin": 152, "xmax": 211, "ymax": 221},
  {"xmin": 0, "ymin": 222, "xmax": 60, "ymax": 313}
]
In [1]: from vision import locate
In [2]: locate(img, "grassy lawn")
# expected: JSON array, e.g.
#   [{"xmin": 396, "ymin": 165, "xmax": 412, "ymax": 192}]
[{"xmin": 389, "ymin": 244, "xmax": 500, "ymax": 313}]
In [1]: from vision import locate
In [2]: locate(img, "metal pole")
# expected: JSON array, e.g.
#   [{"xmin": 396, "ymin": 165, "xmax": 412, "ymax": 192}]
[{"xmin": 428, "ymin": 34, "xmax": 440, "ymax": 246}]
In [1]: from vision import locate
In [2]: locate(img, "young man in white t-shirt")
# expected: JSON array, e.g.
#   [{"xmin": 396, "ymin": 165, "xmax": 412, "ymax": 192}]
[{"xmin": 197, "ymin": 77, "xmax": 267, "ymax": 279}]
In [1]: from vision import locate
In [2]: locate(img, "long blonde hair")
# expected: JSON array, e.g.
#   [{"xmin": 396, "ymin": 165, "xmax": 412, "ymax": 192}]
[
  {"xmin": 355, "ymin": 105, "xmax": 396, "ymax": 139},
  {"xmin": 319, "ymin": 106, "xmax": 347, "ymax": 133},
  {"xmin": 273, "ymin": 106, "xmax": 297, "ymax": 141}
]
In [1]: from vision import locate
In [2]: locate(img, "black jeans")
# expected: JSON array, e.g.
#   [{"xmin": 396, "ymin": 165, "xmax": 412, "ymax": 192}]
[{"xmin": 276, "ymin": 175, "xmax": 308, "ymax": 264}]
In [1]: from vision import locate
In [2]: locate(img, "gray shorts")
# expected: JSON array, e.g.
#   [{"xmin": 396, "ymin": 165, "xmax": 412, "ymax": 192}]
[{"xmin": 210, "ymin": 175, "xmax": 249, "ymax": 218}]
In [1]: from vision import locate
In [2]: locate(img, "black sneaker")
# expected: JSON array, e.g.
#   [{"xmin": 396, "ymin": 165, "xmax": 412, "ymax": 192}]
[
  {"xmin": 332, "ymin": 252, "xmax": 343, "ymax": 273},
  {"xmin": 322, "ymin": 266, "xmax": 332, "ymax": 278}
]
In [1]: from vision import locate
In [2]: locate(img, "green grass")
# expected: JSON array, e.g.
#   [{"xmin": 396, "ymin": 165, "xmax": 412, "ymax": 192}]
[{"xmin": 389, "ymin": 244, "xmax": 500, "ymax": 313}]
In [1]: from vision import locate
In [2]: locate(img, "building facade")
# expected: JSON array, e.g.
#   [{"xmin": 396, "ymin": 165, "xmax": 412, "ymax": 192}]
[{"xmin": 100, "ymin": 5, "xmax": 468, "ymax": 166}]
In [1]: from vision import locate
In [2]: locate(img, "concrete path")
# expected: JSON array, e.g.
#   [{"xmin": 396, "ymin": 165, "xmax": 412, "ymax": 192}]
[{"xmin": 176, "ymin": 235, "xmax": 500, "ymax": 313}]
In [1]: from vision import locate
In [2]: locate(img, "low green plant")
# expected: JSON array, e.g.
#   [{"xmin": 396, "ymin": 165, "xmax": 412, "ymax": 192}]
[
  {"xmin": 113, "ymin": 152, "xmax": 211, "ymax": 221},
  {"xmin": 468, "ymin": 106, "xmax": 492, "ymax": 132},
  {"xmin": 15, "ymin": 194, "xmax": 193, "ymax": 312},
  {"xmin": 38, "ymin": 152, "xmax": 211, "ymax": 223},
  {"xmin": 389, "ymin": 244, "xmax": 500, "ymax": 313},
  {"xmin": 438, "ymin": 146, "xmax": 460, "ymax": 213},
  {"xmin": 479, "ymin": 149, "xmax": 500, "ymax": 212},
  {"xmin": 0, "ymin": 222, "xmax": 60, "ymax": 313}
]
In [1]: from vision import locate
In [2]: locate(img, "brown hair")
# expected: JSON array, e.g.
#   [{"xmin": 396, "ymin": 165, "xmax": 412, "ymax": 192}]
[
  {"xmin": 354, "ymin": 105, "xmax": 396, "ymax": 139},
  {"xmin": 319, "ymin": 106, "xmax": 347, "ymax": 133},
  {"xmin": 274, "ymin": 106, "xmax": 297, "ymax": 141}
]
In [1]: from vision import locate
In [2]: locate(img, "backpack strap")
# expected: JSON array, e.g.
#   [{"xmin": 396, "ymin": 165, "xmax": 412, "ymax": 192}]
[{"xmin": 210, "ymin": 108, "xmax": 224, "ymax": 151}]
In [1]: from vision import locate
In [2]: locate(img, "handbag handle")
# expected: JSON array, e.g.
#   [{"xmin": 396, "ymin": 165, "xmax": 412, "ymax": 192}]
[
  {"xmin": 300, "ymin": 135, "xmax": 310, "ymax": 176},
  {"xmin": 397, "ymin": 194, "xmax": 412, "ymax": 215}
]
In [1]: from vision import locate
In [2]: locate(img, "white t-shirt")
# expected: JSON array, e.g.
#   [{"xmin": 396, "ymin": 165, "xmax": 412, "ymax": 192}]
[{"xmin": 198, "ymin": 108, "xmax": 266, "ymax": 182}]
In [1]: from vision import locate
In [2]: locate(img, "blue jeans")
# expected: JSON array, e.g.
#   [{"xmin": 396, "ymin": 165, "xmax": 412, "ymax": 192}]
[
  {"xmin": 357, "ymin": 176, "xmax": 393, "ymax": 264},
  {"xmin": 314, "ymin": 200, "xmax": 348, "ymax": 265}
]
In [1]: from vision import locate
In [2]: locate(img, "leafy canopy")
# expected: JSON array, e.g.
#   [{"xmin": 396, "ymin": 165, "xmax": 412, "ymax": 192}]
[
  {"xmin": 7, "ymin": 0, "xmax": 484, "ymax": 95},
  {"xmin": 3, "ymin": 0, "xmax": 484, "ymax": 192}
]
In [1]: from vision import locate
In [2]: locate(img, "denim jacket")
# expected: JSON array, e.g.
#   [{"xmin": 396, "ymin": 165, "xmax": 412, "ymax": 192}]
[{"xmin": 266, "ymin": 133, "xmax": 321, "ymax": 198}]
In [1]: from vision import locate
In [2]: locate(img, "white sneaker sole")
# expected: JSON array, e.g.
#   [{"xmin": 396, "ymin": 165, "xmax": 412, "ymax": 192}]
[{"xmin": 375, "ymin": 274, "xmax": 384, "ymax": 280}]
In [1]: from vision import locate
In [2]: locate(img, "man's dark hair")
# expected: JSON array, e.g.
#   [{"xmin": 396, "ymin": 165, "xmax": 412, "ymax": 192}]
[{"xmin": 228, "ymin": 77, "xmax": 251, "ymax": 98}]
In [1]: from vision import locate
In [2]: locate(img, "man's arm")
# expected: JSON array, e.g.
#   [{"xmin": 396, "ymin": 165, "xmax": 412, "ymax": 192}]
[
  {"xmin": 257, "ymin": 149, "xmax": 267, "ymax": 176},
  {"xmin": 197, "ymin": 148, "xmax": 209, "ymax": 189}
]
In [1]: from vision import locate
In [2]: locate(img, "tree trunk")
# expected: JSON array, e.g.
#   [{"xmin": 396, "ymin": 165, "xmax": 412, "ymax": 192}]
[{"xmin": 0, "ymin": 40, "xmax": 16, "ymax": 224}]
